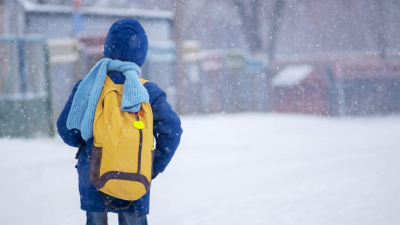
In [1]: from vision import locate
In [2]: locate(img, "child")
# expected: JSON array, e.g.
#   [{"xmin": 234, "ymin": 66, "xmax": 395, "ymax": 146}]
[{"xmin": 57, "ymin": 19, "xmax": 183, "ymax": 225}]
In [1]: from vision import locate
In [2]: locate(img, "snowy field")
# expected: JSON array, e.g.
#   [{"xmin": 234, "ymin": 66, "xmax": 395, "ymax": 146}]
[{"xmin": 1, "ymin": 113, "xmax": 400, "ymax": 225}]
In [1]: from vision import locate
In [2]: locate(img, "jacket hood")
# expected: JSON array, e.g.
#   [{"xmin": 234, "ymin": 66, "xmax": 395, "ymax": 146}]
[{"xmin": 104, "ymin": 19, "xmax": 148, "ymax": 67}]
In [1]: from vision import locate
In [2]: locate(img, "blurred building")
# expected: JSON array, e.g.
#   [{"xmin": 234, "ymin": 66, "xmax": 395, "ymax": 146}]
[
  {"xmin": 272, "ymin": 56, "xmax": 400, "ymax": 116},
  {"xmin": 2, "ymin": 0, "xmax": 176, "ymax": 112},
  {"xmin": 3, "ymin": 0, "xmax": 173, "ymax": 40},
  {"xmin": 332, "ymin": 59, "xmax": 400, "ymax": 115},
  {"xmin": 0, "ymin": 0, "xmax": 176, "ymax": 137},
  {"xmin": 272, "ymin": 65, "xmax": 329, "ymax": 115}
]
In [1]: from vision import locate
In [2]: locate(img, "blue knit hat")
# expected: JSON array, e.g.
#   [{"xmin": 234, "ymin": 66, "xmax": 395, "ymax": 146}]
[{"xmin": 104, "ymin": 19, "xmax": 148, "ymax": 67}]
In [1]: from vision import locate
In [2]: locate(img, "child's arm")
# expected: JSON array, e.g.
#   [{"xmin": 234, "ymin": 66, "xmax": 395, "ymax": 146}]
[
  {"xmin": 145, "ymin": 82, "xmax": 183, "ymax": 175},
  {"xmin": 56, "ymin": 80, "xmax": 85, "ymax": 148}
]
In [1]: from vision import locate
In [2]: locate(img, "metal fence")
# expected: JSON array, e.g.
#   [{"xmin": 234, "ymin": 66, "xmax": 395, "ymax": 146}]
[
  {"xmin": 181, "ymin": 49, "xmax": 267, "ymax": 114},
  {"xmin": 0, "ymin": 35, "xmax": 267, "ymax": 137},
  {"xmin": 0, "ymin": 35, "xmax": 81, "ymax": 137},
  {"xmin": 46, "ymin": 39, "xmax": 81, "ymax": 118},
  {"xmin": 0, "ymin": 35, "xmax": 53, "ymax": 137},
  {"xmin": 142, "ymin": 42, "xmax": 177, "ymax": 109}
]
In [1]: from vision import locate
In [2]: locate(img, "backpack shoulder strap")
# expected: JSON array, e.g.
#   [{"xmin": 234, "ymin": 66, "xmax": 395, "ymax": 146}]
[{"xmin": 139, "ymin": 78, "xmax": 149, "ymax": 85}]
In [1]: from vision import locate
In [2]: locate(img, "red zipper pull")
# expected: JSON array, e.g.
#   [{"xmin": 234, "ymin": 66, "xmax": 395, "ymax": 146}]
[{"xmin": 132, "ymin": 112, "xmax": 145, "ymax": 129}]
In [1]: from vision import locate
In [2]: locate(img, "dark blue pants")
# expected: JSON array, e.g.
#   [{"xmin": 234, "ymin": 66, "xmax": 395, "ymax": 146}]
[{"xmin": 86, "ymin": 212, "xmax": 148, "ymax": 225}]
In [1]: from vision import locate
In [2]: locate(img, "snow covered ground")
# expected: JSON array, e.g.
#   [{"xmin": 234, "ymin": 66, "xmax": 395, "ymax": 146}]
[{"xmin": 1, "ymin": 113, "xmax": 400, "ymax": 225}]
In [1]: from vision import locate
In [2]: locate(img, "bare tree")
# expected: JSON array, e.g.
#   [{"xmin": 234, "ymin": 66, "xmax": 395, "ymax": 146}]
[
  {"xmin": 173, "ymin": 0, "xmax": 186, "ymax": 113},
  {"xmin": 355, "ymin": 0, "xmax": 388, "ymax": 59},
  {"xmin": 232, "ymin": 0, "xmax": 285, "ymax": 60},
  {"xmin": 375, "ymin": 0, "xmax": 387, "ymax": 59},
  {"xmin": 266, "ymin": 0, "xmax": 285, "ymax": 63},
  {"xmin": 232, "ymin": 0, "xmax": 285, "ymax": 112},
  {"xmin": 232, "ymin": 0, "xmax": 262, "ymax": 55},
  {"xmin": 0, "ymin": 0, "xmax": 4, "ymax": 33}
]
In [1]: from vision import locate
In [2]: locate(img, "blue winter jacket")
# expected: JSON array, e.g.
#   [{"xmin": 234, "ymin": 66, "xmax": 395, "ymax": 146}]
[
  {"xmin": 56, "ymin": 19, "xmax": 182, "ymax": 214},
  {"xmin": 57, "ymin": 74, "xmax": 182, "ymax": 214}
]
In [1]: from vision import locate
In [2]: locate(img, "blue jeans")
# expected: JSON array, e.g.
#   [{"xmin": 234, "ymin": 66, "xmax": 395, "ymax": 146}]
[{"xmin": 86, "ymin": 212, "xmax": 148, "ymax": 225}]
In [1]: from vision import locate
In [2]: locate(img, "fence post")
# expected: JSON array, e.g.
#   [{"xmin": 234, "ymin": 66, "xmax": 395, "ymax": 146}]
[
  {"xmin": 44, "ymin": 43, "xmax": 55, "ymax": 136},
  {"xmin": 17, "ymin": 39, "xmax": 27, "ymax": 93}
]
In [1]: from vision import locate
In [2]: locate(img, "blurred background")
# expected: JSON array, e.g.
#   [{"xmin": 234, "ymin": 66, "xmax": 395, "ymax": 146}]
[
  {"xmin": 1, "ymin": 0, "xmax": 399, "ymax": 137},
  {"xmin": 1, "ymin": 0, "xmax": 400, "ymax": 224}
]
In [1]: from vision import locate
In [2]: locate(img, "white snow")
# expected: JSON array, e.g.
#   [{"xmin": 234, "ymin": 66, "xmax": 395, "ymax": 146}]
[
  {"xmin": 1, "ymin": 113, "xmax": 400, "ymax": 225},
  {"xmin": 272, "ymin": 65, "xmax": 314, "ymax": 86}
]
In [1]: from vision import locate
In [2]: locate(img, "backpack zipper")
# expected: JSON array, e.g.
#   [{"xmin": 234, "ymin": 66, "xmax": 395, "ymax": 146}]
[{"xmin": 133, "ymin": 112, "xmax": 143, "ymax": 174}]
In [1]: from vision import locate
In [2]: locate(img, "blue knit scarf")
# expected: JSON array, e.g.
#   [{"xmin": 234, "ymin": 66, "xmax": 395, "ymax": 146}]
[{"xmin": 66, "ymin": 58, "xmax": 149, "ymax": 141}]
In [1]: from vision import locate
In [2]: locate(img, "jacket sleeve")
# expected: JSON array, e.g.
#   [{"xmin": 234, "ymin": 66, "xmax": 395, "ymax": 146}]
[
  {"xmin": 145, "ymin": 82, "xmax": 183, "ymax": 174},
  {"xmin": 56, "ymin": 80, "xmax": 84, "ymax": 148}
]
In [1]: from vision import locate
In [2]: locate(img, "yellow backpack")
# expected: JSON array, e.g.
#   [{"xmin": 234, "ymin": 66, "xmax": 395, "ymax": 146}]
[{"xmin": 89, "ymin": 76, "xmax": 154, "ymax": 203}]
